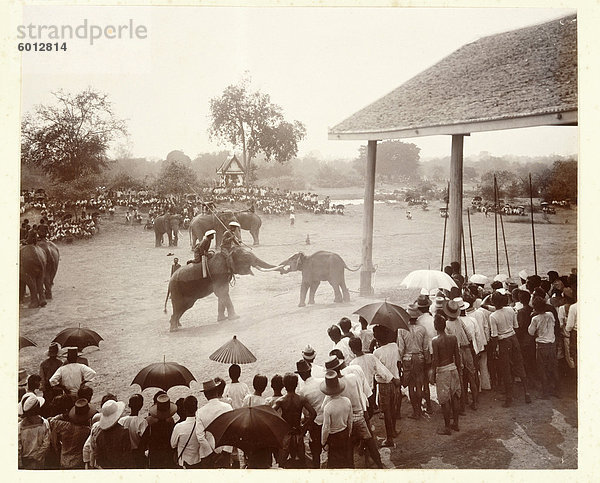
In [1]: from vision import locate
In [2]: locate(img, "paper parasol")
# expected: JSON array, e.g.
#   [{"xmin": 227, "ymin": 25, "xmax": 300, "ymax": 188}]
[{"xmin": 209, "ymin": 335, "xmax": 256, "ymax": 364}]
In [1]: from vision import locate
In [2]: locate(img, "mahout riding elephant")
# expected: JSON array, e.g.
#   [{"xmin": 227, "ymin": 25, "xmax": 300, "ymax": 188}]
[
  {"xmin": 164, "ymin": 246, "xmax": 283, "ymax": 331},
  {"xmin": 278, "ymin": 251, "xmax": 360, "ymax": 307},
  {"xmin": 36, "ymin": 239, "xmax": 60, "ymax": 299},
  {"xmin": 20, "ymin": 244, "xmax": 47, "ymax": 308},
  {"xmin": 154, "ymin": 214, "xmax": 182, "ymax": 247},
  {"xmin": 235, "ymin": 211, "xmax": 262, "ymax": 245},
  {"xmin": 189, "ymin": 212, "xmax": 238, "ymax": 247}
]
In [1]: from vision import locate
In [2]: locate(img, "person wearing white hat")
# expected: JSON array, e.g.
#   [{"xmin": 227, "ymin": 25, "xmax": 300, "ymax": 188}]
[
  {"xmin": 518, "ymin": 270, "xmax": 528, "ymax": 290},
  {"xmin": 95, "ymin": 400, "xmax": 132, "ymax": 468},
  {"xmin": 18, "ymin": 393, "xmax": 50, "ymax": 469},
  {"xmin": 220, "ymin": 221, "xmax": 242, "ymax": 274},
  {"xmin": 188, "ymin": 230, "xmax": 217, "ymax": 278}
]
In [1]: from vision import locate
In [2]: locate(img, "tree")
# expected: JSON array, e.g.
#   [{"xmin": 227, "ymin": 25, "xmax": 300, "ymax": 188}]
[
  {"xmin": 353, "ymin": 140, "xmax": 421, "ymax": 181},
  {"xmin": 110, "ymin": 171, "xmax": 143, "ymax": 191},
  {"xmin": 478, "ymin": 170, "xmax": 521, "ymax": 202},
  {"xmin": 153, "ymin": 161, "xmax": 199, "ymax": 197},
  {"xmin": 542, "ymin": 159, "xmax": 577, "ymax": 202},
  {"xmin": 21, "ymin": 88, "xmax": 127, "ymax": 182},
  {"xmin": 208, "ymin": 75, "xmax": 306, "ymax": 183},
  {"xmin": 166, "ymin": 150, "xmax": 192, "ymax": 166}
]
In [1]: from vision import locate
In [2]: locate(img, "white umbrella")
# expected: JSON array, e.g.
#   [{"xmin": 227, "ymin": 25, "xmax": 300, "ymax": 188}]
[
  {"xmin": 400, "ymin": 270, "xmax": 457, "ymax": 291},
  {"xmin": 469, "ymin": 274, "xmax": 489, "ymax": 285},
  {"xmin": 493, "ymin": 273, "xmax": 509, "ymax": 283}
]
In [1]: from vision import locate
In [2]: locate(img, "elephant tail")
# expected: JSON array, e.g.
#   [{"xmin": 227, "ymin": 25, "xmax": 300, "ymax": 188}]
[
  {"xmin": 164, "ymin": 285, "xmax": 170, "ymax": 313},
  {"xmin": 344, "ymin": 263, "xmax": 362, "ymax": 272}
]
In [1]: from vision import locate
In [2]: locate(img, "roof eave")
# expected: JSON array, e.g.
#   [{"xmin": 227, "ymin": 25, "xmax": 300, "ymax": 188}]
[{"xmin": 328, "ymin": 110, "xmax": 577, "ymax": 141}]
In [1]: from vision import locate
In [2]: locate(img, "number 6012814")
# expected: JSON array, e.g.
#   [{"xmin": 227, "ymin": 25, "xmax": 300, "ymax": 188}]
[{"xmin": 18, "ymin": 42, "xmax": 67, "ymax": 52}]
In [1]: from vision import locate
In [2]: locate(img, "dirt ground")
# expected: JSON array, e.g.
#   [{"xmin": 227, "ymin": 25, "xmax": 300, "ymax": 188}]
[{"xmin": 18, "ymin": 200, "xmax": 577, "ymax": 469}]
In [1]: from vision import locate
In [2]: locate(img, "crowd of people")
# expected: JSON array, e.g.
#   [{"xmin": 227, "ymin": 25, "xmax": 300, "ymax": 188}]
[
  {"xmin": 20, "ymin": 214, "xmax": 99, "ymax": 244},
  {"xmin": 17, "ymin": 261, "xmax": 577, "ymax": 470}
]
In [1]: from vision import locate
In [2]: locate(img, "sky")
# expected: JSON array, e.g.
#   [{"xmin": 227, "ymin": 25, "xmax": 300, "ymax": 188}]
[{"xmin": 19, "ymin": 5, "xmax": 578, "ymax": 162}]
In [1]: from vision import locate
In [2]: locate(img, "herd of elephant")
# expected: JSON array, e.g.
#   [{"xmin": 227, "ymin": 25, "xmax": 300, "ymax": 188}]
[
  {"xmin": 154, "ymin": 211, "xmax": 262, "ymax": 248},
  {"xmin": 20, "ymin": 210, "xmax": 360, "ymax": 332}
]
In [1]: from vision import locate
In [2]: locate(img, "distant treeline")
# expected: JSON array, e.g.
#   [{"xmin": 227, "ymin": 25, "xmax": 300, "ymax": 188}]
[{"xmin": 21, "ymin": 142, "xmax": 577, "ymax": 202}]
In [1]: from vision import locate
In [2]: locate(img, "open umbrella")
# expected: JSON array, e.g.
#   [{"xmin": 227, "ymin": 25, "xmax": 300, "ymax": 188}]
[
  {"xmin": 19, "ymin": 336, "xmax": 37, "ymax": 350},
  {"xmin": 206, "ymin": 405, "xmax": 290, "ymax": 452},
  {"xmin": 400, "ymin": 269, "xmax": 457, "ymax": 291},
  {"xmin": 354, "ymin": 301, "xmax": 410, "ymax": 332},
  {"xmin": 132, "ymin": 357, "xmax": 196, "ymax": 391},
  {"xmin": 53, "ymin": 326, "xmax": 103, "ymax": 351},
  {"xmin": 209, "ymin": 335, "xmax": 256, "ymax": 364}
]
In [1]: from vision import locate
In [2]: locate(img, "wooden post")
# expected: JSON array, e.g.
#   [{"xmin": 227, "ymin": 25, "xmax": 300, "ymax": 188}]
[
  {"xmin": 440, "ymin": 182, "xmax": 450, "ymax": 271},
  {"xmin": 467, "ymin": 207, "xmax": 476, "ymax": 274},
  {"xmin": 449, "ymin": 135, "xmax": 464, "ymax": 265},
  {"xmin": 529, "ymin": 173, "xmax": 538, "ymax": 276},
  {"xmin": 360, "ymin": 140, "xmax": 377, "ymax": 296}
]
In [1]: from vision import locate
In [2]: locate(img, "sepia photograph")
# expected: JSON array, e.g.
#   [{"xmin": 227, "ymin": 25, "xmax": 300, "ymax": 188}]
[{"xmin": 8, "ymin": 1, "xmax": 587, "ymax": 475}]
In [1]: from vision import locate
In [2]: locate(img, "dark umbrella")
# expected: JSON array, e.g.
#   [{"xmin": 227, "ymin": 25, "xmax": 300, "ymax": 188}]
[
  {"xmin": 206, "ymin": 405, "xmax": 290, "ymax": 452},
  {"xmin": 53, "ymin": 326, "xmax": 103, "ymax": 351},
  {"xmin": 131, "ymin": 357, "xmax": 196, "ymax": 391},
  {"xmin": 209, "ymin": 335, "xmax": 256, "ymax": 364},
  {"xmin": 353, "ymin": 301, "xmax": 410, "ymax": 331},
  {"xmin": 19, "ymin": 336, "xmax": 37, "ymax": 350}
]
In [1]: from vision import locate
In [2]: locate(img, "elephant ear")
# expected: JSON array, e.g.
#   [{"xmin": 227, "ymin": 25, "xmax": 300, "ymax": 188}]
[{"xmin": 232, "ymin": 247, "xmax": 253, "ymax": 275}]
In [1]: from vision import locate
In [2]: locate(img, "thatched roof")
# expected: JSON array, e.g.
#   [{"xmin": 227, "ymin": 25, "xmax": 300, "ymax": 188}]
[
  {"xmin": 329, "ymin": 14, "xmax": 577, "ymax": 140},
  {"xmin": 217, "ymin": 155, "xmax": 245, "ymax": 175}
]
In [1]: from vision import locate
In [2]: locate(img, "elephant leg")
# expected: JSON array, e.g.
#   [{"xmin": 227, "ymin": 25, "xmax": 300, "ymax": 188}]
[
  {"xmin": 330, "ymin": 280, "xmax": 343, "ymax": 303},
  {"xmin": 340, "ymin": 279, "xmax": 350, "ymax": 302},
  {"xmin": 44, "ymin": 278, "xmax": 53, "ymax": 299},
  {"xmin": 252, "ymin": 230, "xmax": 259, "ymax": 246},
  {"xmin": 214, "ymin": 284, "xmax": 238, "ymax": 320},
  {"xmin": 173, "ymin": 233, "xmax": 178, "ymax": 247},
  {"xmin": 24, "ymin": 274, "xmax": 39, "ymax": 308},
  {"xmin": 19, "ymin": 280, "xmax": 26, "ymax": 303},
  {"xmin": 299, "ymin": 281, "xmax": 310, "ymax": 307},
  {"xmin": 308, "ymin": 282, "xmax": 320, "ymax": 304},
  {"xmin": 170, "ymin": 298, "xmax": 193, "ymax": 331},
  {"xmin": 155, "ymin": 233, "xmax": 162, "ymax": 247}
]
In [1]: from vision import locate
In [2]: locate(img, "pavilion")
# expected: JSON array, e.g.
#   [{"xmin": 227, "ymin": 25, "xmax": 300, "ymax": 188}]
[
  {"xmin": 216, "ymin": 154, "xmax": 246, "ymax": 187},
  {"xmin": 328, "ymin": 14, "xmax": 577, "ymax": 295}
]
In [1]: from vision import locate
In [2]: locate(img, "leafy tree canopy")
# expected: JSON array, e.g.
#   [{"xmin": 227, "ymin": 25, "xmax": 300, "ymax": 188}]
[
  {"xmin": 153, "ymin": 161, "xmax": 199, "ymax": 197},
  {"xmin": 353, "ymin": 140, "xmax": 421, "ymax": 181},
  {"xmin": 21, "ymin": 88, "xmax": 127, "ymax": 182},
  {"xmin": 208, "ymin": 74, "xmax": 306, "ymax": 182}
]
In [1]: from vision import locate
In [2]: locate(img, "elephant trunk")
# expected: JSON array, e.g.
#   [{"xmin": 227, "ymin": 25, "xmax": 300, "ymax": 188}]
[{"xmin": 252, "ymin": 255, "xmax": 282, "ymax": 271}]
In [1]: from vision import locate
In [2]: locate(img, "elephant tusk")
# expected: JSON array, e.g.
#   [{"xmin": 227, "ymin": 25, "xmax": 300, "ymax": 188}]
[{"xmin": 255, "ymin": 264, "xmax": 285, "ymax": 272}]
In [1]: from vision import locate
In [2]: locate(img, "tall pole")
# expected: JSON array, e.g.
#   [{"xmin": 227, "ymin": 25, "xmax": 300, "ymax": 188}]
[
  {"xmin": 440, "ymin": 181, "xmax": 450, "ymax": 271},
  {"xmin": 493, "ymin": 175, "xmax": 500, "ymax": 274},
  {"xmin": 360, "ymin": 141, "xmax": 377, "ymax": 296},
  {"xmin": 449, "ymin": 135, "xmax": 464, "ymax": 265},
  {"xmin": 467, "ymin": 207, "xmax": 475, "ymax": 274},
  {"xmin": 462, "ymin": 223, "xmax": 468, "ymax": 281},
  {"xmin": 498, "ymin": 199, "xmax": 511, "ymax": 278},
  {"xmin": 529, "ymin": 173, "xmax": 538, "ymax": 276}
]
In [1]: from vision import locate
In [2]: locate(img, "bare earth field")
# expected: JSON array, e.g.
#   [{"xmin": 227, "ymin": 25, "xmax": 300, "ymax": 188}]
[{"xmin": 19, "ymin": 201, "xmax": 577, "ymax": 469}]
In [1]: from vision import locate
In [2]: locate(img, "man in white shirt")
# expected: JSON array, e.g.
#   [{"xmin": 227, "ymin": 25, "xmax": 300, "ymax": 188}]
[
  {"xmin": 302, "ymin": 345, "xmax": 326, "ymax": 378},
  {"xmin": 296, "ymin": 360, "xmax": 325, "ymax": 468},
  {"xmin": 327, "ymin": 325, "xmax": 354, "ymax": 362},
  {"xmin": 415, "ymin": 295, "xmax": 436, "ymax": 413},
  {"xmin": 171, "ymin": 396, "xmax": 201, "ymax": 468},
  {"xmin": 49, "ymin": 348, "xmax": 96, "ymax": 398},
  {"xmin": 321, "ymin": 356, "xmax": 383, "ymax": 469},
  {"xmin": 565, "ymin": 301, "xmax": 577, "ymax": 369},
  {"xmin": 196, "ymin": 379, "xmax": 234, "ymax": 468}
]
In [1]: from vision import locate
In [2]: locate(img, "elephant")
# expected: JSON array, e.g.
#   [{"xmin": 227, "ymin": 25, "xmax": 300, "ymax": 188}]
[
  {"xmin": 36, "ymin": 239, "xmax": 60, "ymax": 299},
  {"xmin": 164, "ymin": 246, "xmax": 283, "ymax": 331},
  {"xmin": 189, "ymin": 212, "xmax": 238, "ymax": 247},
  {"xmin": 154, "ymin": 214, "xmax": 182, "ymax": 247},
  {"xmin": 278, "ymin": 251, "xmax": 360, "ymax": 307},
  {"xmin": 20, "ymin": 244, "xmax": 47, "ymax": 308},
  {"xmin": 234, "ymin": 211, "xmax": 262, "ymax": 245}
]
